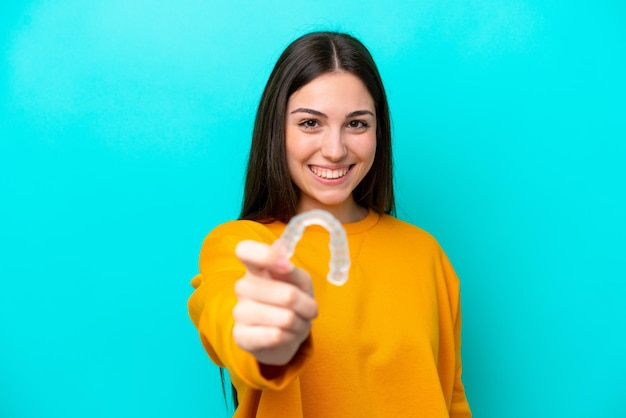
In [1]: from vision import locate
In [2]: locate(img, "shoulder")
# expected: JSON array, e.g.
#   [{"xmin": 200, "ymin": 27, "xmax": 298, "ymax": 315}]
[
  {"xmin": 208, "ymin": 219, "xmax": 275, "ymax": 238},
  {"xmin": 376, "ymin": 214, "xmax": 442, "ymax": 252},
  {"xmin": 202, "ymin": 219, "xmax": 280, "ymax": 250},
  {"xmin": 377, "ymin": 214, "xmax": 461, "ymax": 290}
]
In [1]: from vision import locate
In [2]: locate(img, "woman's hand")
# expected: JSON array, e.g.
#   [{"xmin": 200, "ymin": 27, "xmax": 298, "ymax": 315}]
[{"xmin": 233, "ymin": 240, "xmax": 318, "ymax": 366}]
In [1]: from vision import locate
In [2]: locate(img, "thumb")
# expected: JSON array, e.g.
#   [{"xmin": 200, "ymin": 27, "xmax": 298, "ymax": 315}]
[
  {"xmin": 269, "ymin": 241, "xmax": 314, "ymax": 296},
  {"xmin": 235, "ymin": 240, "xmax": 281, "ymax": 277}
]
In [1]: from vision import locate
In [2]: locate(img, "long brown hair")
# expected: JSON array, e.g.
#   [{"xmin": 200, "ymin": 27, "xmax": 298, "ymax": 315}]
[{"xmin": 240, "ymin": 31, "xmax": 394, "ymax": 223}]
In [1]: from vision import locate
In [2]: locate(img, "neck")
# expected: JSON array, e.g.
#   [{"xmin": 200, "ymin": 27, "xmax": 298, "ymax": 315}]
[{"xmin": 297, "ymin": 200, "xmax": 368, "ymax": 224}]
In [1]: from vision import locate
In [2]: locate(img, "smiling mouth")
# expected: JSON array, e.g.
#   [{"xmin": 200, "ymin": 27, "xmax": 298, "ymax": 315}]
[{"xmin": 309, "ymin": 165, "xmax": 353, "ymax": 180}]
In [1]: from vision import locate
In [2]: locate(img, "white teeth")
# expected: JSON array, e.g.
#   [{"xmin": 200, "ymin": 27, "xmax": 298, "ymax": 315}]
[{"xmin": 310, "ymin": 166, "xmax": 350, "ymax": 179}]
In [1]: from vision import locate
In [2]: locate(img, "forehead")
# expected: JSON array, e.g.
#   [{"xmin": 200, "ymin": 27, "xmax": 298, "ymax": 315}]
[{"xmin": 287, "ymin": 72, "xmax": 375, "ymax": 113}]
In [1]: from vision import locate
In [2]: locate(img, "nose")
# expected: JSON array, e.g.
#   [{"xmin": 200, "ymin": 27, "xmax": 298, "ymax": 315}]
[{"xmin": 320, "ymin": 128, "xmax": 347, "ymax": 161}]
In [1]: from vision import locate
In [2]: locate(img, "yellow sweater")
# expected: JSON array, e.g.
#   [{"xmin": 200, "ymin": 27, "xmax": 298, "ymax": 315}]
[{"xmin": 188, "ymin": 210, "xmax": 471, "ymax": 417}]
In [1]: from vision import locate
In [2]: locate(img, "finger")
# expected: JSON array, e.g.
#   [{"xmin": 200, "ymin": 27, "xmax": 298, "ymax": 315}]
[
  {"xmin": 235, "ymin": 240, "xmax": 282, "ymax": 276},
  {"xmin": 234, "ymin": 277, "xmax": 318, "ymax": 320},
  {"xmin": 236, "ymin": 240, "xmax": 308, "ymax": 292},
  {"xmin": 269, "ymin": 265, "xmax": 314, "ymax": 296},
  {"xmin": 267, "ymin": 241, "xmax": 314, "ymax": 294},
  {"xmin": 232, "ymin": 324, "xmax": 302, "ymax": 353},
  {"xmin": 233, "ymin": 299, "xmax": 313, "ymax": 333}
]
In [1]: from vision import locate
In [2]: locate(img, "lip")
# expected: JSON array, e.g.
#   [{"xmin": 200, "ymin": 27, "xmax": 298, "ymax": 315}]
[{"xmin": 308, "ymin": 164, "xmax": 354, "ymax": 183}]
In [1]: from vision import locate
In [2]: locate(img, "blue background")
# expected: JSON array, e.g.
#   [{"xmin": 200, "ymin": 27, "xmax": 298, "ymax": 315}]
[{"xmin": 1, "ymin": 1, "xmax": 625, "ymax": 417}]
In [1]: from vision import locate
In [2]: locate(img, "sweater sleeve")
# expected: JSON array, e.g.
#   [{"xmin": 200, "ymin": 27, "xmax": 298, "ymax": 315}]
[
  {"xmin": 441, "ymin": 251, "xmax": 472, "ymax": 418},
  {"xmin": 449, "ymin": 296, "xmax": 472, "ymax": 417},
  {"xmin": 187, "ymin": 221, "xmax": 313, "ymax": 391}
]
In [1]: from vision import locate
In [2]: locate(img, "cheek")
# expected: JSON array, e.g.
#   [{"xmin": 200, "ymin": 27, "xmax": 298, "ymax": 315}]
[
  {"xmin": 285, "ymin": 149, "xmax": 298, "ymax": 180},
  {"xmin": 285, "ymin": 129, "xmax": 297, "ymax": 165},
  {"xmin": 361, "ymin": 135, "xmax": 377, "ymax": 164},
  {"xmin": 285, "ymin": 140, "xmax": 299, "ymax": 169},
  {"xmin": 359, "ymin": 136, "xmax": 377, "ymax": 176},
  {"xmin": 369, "ymin": 138, "xmax": 377, "ymax": 160},
  {"xmin": 285, "ymin": 129, "xmax": 316, "ymax": 164},
  {"xmin": 285, "ymin": 135, "xmax": 306, "ymax": 179}
]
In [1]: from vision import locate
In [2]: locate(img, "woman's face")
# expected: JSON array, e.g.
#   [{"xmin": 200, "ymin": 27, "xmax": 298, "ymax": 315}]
[{"xmin": 285, "ymin": 72, "xmax": 376, "ymax": 222}]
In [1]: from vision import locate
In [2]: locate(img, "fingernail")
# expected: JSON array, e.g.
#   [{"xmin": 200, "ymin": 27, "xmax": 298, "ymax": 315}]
[
  {"xmin": 276, "ymin": 256, "xmax": 293, "ymax": 272},
  {"xmin": 272, "ymin": 240, "xmax": 287, "ymax": 256}
]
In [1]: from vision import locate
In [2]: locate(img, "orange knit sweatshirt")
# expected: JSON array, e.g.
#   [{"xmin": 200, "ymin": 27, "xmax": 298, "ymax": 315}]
[{"xmin": 188, "ymin": 211, "xmax": 471, "ymax": 417}]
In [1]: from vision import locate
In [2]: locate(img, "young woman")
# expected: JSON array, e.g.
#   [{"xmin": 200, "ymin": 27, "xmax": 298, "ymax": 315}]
[{"xmin": 188, "ymin": 31, "xmax": 472, "ymax": 417}]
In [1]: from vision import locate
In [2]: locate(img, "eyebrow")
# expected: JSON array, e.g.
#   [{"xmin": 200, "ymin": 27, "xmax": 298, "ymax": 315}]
[{"xmin": 289, "ymin": 108, "xmax": 375, "ymax": 118}]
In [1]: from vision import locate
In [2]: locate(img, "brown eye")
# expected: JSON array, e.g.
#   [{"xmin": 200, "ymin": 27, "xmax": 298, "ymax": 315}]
[
  {"xmin": 348, "ymin": 120, "xmax": 368, "ymax": 129},
  {"xmin": 299, "ymin": 119, "xmax": 320, "ymax": 129}
]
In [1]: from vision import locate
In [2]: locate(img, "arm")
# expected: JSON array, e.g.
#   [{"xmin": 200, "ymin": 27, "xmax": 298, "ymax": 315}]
[
  {"xmin": 449, "ymin": 299, "xmax": 472, "ymax": 418},
  {"xmin": 187, "ymin": 222, "xmax": 317, "ymax": 390},
  {"xmin": 440, "ymin": 250, "xmax": 472, "ymax": 418}
]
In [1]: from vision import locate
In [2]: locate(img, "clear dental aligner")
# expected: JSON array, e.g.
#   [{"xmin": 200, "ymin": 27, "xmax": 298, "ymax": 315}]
[{"xmin": 278, "ymin": 209, "xmax": 350, "ymax": 286}]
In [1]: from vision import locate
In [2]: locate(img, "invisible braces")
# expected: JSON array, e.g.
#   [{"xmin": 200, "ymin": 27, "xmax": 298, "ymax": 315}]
[{"xmin": 278, "ymin": 210, "xmax": 350, "ymax": 286}]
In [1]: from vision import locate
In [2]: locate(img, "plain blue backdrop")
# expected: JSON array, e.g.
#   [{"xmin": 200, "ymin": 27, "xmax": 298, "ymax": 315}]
[{"xmin": 1, "ymin": 1, "xmax": 625, "ymax": 417}]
